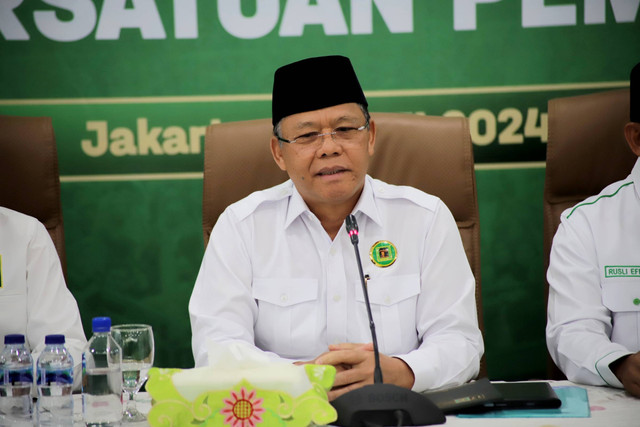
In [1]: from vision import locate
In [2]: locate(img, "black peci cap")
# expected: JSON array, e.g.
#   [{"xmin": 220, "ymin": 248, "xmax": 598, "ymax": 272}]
[
  {"xmin": 631, "ymin": 62, "xmax": 639, "ymax": 123},
  {"xmin": 272, "ymin": 55, "xmax": 368, "ymax": 126}
]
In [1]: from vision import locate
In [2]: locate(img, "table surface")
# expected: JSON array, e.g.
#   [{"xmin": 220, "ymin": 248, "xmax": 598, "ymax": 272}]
[{"xmin": 71, "ymin": 380, "xmax": 640, "ymax": 426}]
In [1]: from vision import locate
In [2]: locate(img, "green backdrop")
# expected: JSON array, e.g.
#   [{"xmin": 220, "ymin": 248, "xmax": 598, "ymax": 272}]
[{"xmin": 1, "ymin": 0, "xmax": 639, "ymax": 380}]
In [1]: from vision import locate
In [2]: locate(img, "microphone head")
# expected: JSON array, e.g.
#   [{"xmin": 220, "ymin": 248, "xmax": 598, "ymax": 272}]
[
  {"xmin": 345, "ymin": 214, "xmax": 358, "ymax": 232},
  {"xmin": 345, "ymin": 214, "xmax": 359, "ymax": 244}
]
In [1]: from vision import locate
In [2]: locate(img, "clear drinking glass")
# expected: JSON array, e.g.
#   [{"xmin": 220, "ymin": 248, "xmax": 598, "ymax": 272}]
[{"xmin": 111, "ymin": 324, "xmax": 154, "ymax": 423}]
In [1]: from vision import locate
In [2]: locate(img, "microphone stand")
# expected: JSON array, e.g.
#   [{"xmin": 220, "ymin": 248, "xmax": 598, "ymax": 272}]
[
  {"xmin": 347, "ymin": 216, "xmax": 383, "ymax": 386},
  {"xmin": 330, "ymin": 214, "xmax": 445, "ymax": 427}
]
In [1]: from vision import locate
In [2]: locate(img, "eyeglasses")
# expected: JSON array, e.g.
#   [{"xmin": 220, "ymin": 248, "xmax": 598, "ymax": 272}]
[{"xmin": 277, "ymin": 121, "xmax": 369, "ymax": 146}]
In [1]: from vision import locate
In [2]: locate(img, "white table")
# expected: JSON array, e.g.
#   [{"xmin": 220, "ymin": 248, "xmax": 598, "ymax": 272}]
[{"xmin": 71, "ymin": 381, "xmax": 639, "ymax": 426}]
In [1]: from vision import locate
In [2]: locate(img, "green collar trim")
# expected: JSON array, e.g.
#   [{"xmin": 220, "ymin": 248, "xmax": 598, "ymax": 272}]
[{"xmin": 567, "ymin": 181, "xmax": 633, "ymax": 219}]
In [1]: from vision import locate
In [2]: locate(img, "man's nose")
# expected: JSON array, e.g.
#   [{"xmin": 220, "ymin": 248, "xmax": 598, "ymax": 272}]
[{"xmin": 317, "ymin": 131, "xmax": 341, "ymax": 156}]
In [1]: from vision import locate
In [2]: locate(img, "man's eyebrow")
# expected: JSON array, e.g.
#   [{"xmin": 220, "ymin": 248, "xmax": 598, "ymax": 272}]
[
  {"xmin": 333, "ymin": 115, "xmax": 360, "ymax": 124},
  {"xmin": 291, "ymin": 115, "xmax": 361, "ymax": 130},
  {"xmin": 292, "ymin": 120, "xmax": 318, "ymax": 130}
]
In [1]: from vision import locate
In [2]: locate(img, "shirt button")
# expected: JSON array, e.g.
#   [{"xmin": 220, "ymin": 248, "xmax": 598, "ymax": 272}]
[
  {"xmin": 280, "ymin": 294, "xmax": 288, "ymax": 303},
  {"xmin": 384, "ymin": 296, "xmax": 391, "ymax": 304},
  {"xmin": 329, "ymin": 248, "xmax": 337, "ymax": 256},
  {"xmin": 333, "ymin": 295, "xmax": 341, "ymax": 302}
]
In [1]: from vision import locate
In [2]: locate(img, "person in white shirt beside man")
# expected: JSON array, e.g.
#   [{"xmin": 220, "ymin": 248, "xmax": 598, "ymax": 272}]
[
  {"xmin": 546, "ymin": 62, "xmax": 640, "ymax": 397},
  {"xmin": 0, "ymin": 206, "xmax": 86, "ymax": 389},
  {"xmin": 189, "ymin": 55, "xmax": 483, "ymax": 400}
]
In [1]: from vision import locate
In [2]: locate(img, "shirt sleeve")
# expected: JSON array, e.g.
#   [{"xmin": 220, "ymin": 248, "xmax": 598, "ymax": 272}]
[
  {"xmin": 189, "ymin": 209, "xmax": 295, "ymax": 367},
  {"xmin": 26, "ymin": 220, "xmax": 87, "ymax": 391},
  {"xmin": 546, "ymin": 214, "xmax": 630, "ymax": 388},
  {"xmin": 396, "ymin": 201, "xmax": 484, "ymax": 391}
]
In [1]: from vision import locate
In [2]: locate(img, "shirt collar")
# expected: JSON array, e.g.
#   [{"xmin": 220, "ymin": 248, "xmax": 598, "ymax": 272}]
[
  {"xmin": 283, "ymin": 175, "xmax": 383, "ymax": 229},
  {"xmin": 284, "ymin": 181, "xmax": 308, "ymax": 229},
  {"xmin": 352, "ymin": 175, "xmax": 383, "ymax": 227}
]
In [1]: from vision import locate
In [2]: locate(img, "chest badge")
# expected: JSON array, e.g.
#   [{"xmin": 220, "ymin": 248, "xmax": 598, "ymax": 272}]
[{"xmin": 369, "ymin": 241, "xmax": 397, "ymax": 268}]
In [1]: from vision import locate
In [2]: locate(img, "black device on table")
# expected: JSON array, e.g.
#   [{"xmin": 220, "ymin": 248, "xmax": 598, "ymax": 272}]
[{"xmin": 423, "ymin": 379, "xmax": 562, "ymax": 414}]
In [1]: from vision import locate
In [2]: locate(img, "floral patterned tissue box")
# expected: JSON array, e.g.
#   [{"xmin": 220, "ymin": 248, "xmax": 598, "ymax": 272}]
[{"xmin": 145, "ymin": 364, "xmax": 337, "ymax": 427}]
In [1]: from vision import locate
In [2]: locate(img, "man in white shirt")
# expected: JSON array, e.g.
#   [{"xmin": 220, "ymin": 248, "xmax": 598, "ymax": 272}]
[
  {"xmin": 189, "ymin": 55, "xmax": 483, "ymax": 399},
  {"xmin": 0, "ymin": 206, "xmax": 86, "ymax": 390},
  {"xmin": 546, "ymin": 62, "xmax": 640, "ymax": 397}
]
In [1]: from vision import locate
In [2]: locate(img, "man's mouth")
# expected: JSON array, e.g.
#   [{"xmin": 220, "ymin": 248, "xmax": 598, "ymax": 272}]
[{"xmin": 317, "ymin": 167, "xmax": 347, "ymax": 176}]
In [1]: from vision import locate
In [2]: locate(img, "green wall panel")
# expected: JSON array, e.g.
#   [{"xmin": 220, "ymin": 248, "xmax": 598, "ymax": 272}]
[
  {"xmin": 477, "ymin": 167, "xmax": 547, "ymax": 379},
  {"xmin": 61, "ymin": 179, "xmax": 203, "ymax": 369}
]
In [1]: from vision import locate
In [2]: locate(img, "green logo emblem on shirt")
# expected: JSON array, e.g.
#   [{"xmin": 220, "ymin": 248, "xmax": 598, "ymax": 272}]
[
  {"xmin": 369, "ymin": 241, "xmax": 397, "ymax": 268},
  {"xmin": 604, "ymin": 265, "xmax": 640, "ymax": 278}
]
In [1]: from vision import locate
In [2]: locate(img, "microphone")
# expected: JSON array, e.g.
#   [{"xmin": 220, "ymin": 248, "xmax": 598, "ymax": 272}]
[{"xmin": 330, "ymin": 214, "xmax": 445, "ymax": 427}]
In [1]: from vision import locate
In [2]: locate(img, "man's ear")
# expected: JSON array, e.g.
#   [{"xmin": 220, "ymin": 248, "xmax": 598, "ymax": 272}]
[
  {"xmin": 270, "ymin": 136, "xmax": 287, "ymax": 171},
  {"xmin": 367, "ymin": 118, "xmax": 376, "ymax": 157},
  {"xmin": 624, "ymin": 122, "xmax": 640, "ymax": 157}
]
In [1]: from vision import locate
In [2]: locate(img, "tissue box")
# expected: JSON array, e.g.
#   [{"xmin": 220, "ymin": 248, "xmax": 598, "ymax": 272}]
[{"xmin": 146, "ymin": 364, "xmax": 337, "ymax": 426}]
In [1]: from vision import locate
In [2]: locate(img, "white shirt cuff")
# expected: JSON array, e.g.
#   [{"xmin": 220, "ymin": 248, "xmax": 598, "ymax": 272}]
[
  {"xmin": 395, "ymin": 353, "xmax": 432, "ymax": 392},
  {"xmin": 595, "ymin": 351, "xmax": 632, "ymax": 388}
]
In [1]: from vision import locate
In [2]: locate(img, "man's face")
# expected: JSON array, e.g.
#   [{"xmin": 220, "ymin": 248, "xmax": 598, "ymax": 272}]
[{"xmin": 270, "ymin": 102, "xmax": 376, "ymax": 213}]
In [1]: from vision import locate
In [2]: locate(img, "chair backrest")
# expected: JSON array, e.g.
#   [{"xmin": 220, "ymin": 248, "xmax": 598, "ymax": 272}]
[
  {"xmin": 203, "ymin": 112, "xmax": 485, "ymax": 376},
  {"xmin": 0, "ymin": 115, "xmax": 67, "ymax": 278},
  {"xmin": 543, "ymin": 88, "xmax": 634, "ymax": 378}
]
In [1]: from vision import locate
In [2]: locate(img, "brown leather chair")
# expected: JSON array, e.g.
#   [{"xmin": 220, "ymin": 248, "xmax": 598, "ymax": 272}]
[
  {"xmin": 0, "ymin": 115, "xmax": 67, "ymax": 278},
  {"xmin": 203, "ymin": 112, "xmax": 485, "ymax": 377},
  {"xmin": 543, "ymin": 88, "xmax": 635, "ymax": 378}
]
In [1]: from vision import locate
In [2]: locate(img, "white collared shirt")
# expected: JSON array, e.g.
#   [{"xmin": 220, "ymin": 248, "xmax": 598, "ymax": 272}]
[
  {"xmin": 189, "ymin": 175, "xmax": 483, "ymax": 392},
  {"xmin": 0, "ymin": 207, "xmax": 87, "ymax": 390},
  {"xmin": 547, "ymin": 158, "xmax": 640, "ymax": 388}
]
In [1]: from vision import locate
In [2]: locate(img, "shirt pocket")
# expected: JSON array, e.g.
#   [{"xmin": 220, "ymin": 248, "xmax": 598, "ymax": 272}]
[
  {"xmin": 356, "ymin": 274, "xmax": 420, "ymax": 354},
  {"xmin": 602, "ymin": 280, "xmax": 640, "ymax": 350},
  {"xmin": 602, "ymin": 281, "xmax": 640, "ymax": 312},
  {"xmin": 252, "ymin": 278, "xmax": 318, "ymax": 358}
]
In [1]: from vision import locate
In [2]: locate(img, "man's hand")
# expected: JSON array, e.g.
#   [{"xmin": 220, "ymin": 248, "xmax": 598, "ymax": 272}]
[
  {"xmin": 312, "ymin": 342, "xmax": 415, "ymax": 401},
  {"xmin": 611, "ymin": 352, "xmax": 640, "ymax": 397},
  {"xmin": 293, "ymin": 352, "xmax": 351, "ymax": 374}
]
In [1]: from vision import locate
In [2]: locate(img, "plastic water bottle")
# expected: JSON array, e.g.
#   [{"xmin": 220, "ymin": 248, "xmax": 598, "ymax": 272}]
[
  {"xmin": 82, "ymin": 317, "xmax": 123, "ymax": 426},
  {"xmin": 36, "ymin": 334, "xmax": 74, "ymax": 426},
  {"xmin": 0, "ymin": 334, "xmax": 34, "ymax": 426}
]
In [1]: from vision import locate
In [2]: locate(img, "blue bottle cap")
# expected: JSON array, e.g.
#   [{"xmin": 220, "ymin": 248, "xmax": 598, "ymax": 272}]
[
  {"xmin": 4, "ymin": 334, "xmax": 25, "ymax": 345},
  {"xmin": 92, "ymin": 317, "xmax": 111, "ymax": 333},
  {"xmin": 44, "ymin": 334, "xmax": 65, "ymax": 345}
]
